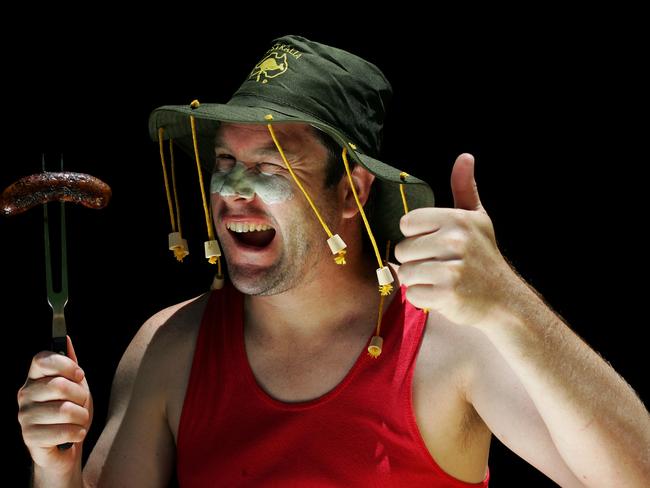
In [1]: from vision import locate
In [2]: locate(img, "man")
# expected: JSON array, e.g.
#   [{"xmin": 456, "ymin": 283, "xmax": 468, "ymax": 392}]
[{"xmin": 18, "ymin": 35, "xmax": 650, "ymax": 487}]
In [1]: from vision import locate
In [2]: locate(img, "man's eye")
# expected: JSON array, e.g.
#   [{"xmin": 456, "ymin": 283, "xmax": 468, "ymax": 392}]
[
  {"xmin": 257, "ymin": 162, "xmax": 285, "ymax": 174},
  {"xmin": 214, "ymin": 155, "xmax": 235, "ymax": 172}
]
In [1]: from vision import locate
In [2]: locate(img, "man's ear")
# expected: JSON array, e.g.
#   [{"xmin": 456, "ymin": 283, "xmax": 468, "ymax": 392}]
[{"xmin": 341, "ymin": 164, "xmax": 375, "ymax": 219}]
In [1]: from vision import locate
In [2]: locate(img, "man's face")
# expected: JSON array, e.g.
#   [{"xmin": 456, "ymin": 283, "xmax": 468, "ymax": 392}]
[{"xmin": 210, "ymin": 122, "xmax": 341, "ymax": 296}]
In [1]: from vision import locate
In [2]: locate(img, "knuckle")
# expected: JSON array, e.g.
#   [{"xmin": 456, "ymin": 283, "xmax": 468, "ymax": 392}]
[
  {"xmin": 17, "ymin": 408, "xmax": 28, "ymax": 427},
  {"xmin": 59, "ymin": 400, "xmax": 87, "ymax": 423},
  {"xmin": 405, "ymin": 285, "xmax": 413, "ymax": 301},
  {"xmin": 60, "ymin": 424, "xmax": 86, "ymax": 443},
  {"xmin": 82, "ymin": 388, "xmax": 91, "ymax": 406},
  {"xmin": 405, "ymin": 285, "xmax": 420, "ymax": 307},
  {"xmin": 400, "ymin": 214, "xmax": 409, "ymax": 234},
  {"xmin": 59, "ymin": 424, "xmax": 77, "ymax": 439},
  {"xmin": 59, "ymin": 400, "xmax": 77, "ymax": 417},
  {"xmin": 454, "ymin": 208, "xmax": 470, "ymax": 225},
  {"xmin": 477, "ymin": 211, "xmax": 493, "ymax": 229},
  {"xmin": 33, "ymin": 351, "xmax": 52, "ymax": 369},
  {"xmin": 447, "ymin": 261, "xmax": 463, "ymax": 283},
  {"xmin": 16, "ymin": 386, "xmax": 26, "ymax": 405},
  {"xmin": 21, "ymin": 425, "xmax": 37, "ymax": 444},
  {"xmin": 75, "ymin": 426, "xmax": 88, "ymax": 442},
  {"xmin": 397, "ymin": 264, "xmax": 408, "ymax": 283},
  {"xmin": 394, "ymin": 243, "xmax": 403, "ymax": 262},
  {"xmin": 454, "ymin": 209, "xmax": 472, "ymax": 229},
  {"xmin": 49, "ymin": 376, "xmax": 72, "ymax": 397},
  {"xmin": 79, "ymin": 406, "xmax": 91, "ymax": 426},
  {"xmin": 447, "ymin": 232, "xmax": 467, "ymax": 255}
]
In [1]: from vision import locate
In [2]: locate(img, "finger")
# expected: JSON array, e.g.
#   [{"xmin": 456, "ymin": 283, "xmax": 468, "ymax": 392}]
[
  {"xmin": 19, "ymin": 399, "xmax": 90, "ymax": 427},
  {"xmin": 394, "ymin": 233, "xmax": 462, "ymax": 263},
  {"xmin": 28, "ymin": 351, "xmax": 84, "ymax": 382},
  {"xmin": 404, "ymin": 284, "xmax": 437, "ymax": 310},
  {"xmin": 397, "ymin": 260, "xmax": 458, "ymax": 288},
  {"xmin": 21, "ymin": 376, "xmax": 89, "ymax": 406},
  {"xmin": 400, "ymin": 207, "xmax": 452, "ymax": 237},
  {"xmin": 66, "ymin": 335, "xmax": 78, "ymax": 364},
  {"xmin": 450, "ymin": 153, "xmax": 483, "ymax": 211},
  {"xmin": 21, "ymin": 423, "xmax": 87, "ymax": 448}
]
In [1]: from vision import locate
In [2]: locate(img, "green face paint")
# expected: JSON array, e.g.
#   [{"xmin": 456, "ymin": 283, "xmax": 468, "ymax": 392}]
[{"xmin": 210, "ymin": 160, "xmax": 295, "ymax": 204}]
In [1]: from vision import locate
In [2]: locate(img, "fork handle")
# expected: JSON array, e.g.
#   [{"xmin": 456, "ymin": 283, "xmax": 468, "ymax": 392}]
[
  {"xmin": 51, "ymin": 336, "xmax": 74, "ymax": 451},
  {"xmin": 52, "ymin": 336, "xmax": 68, "ymax": 356}
]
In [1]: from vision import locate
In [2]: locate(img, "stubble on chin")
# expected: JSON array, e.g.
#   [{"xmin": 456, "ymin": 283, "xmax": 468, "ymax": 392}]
[{"xmin": 226, "ymin": 222, "xmax": 326, "ymax": 297}]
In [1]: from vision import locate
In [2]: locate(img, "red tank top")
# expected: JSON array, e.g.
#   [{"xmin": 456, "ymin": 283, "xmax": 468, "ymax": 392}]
[{"xmin": 177, "ymin": 281, "xmax": 490, "ymax": 487}]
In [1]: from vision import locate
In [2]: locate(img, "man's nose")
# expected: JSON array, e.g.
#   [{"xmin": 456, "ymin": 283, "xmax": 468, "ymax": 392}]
[
  {"xmin": 226, "ymin": 190, "xmax": 256, "ymax": 202},
  {"xmin": 222, "ymin": 174, "xmax": 256, "ymax": 201}
]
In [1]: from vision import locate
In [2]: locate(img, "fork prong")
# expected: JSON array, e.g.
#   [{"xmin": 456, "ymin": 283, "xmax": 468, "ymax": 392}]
[
  {"xmin": 43, "ymin": 200, "xmax": 54, "ymax": 300},
  {"xmin": 60, "ymin": 155, "xmax": 68, "ymax": 301},
  {"xmin": 58, "ymin": 201, "xmax": 68, "ymax": 300},
  {"xmin": 42, "ymin": 154, "xmax": 68, "ymax": 303}
]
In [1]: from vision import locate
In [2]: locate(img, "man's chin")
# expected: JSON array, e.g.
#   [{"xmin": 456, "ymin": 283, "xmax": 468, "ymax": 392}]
[{"xmin": 227, "ymin": 262, "xmax": 287, "ymax": 296}]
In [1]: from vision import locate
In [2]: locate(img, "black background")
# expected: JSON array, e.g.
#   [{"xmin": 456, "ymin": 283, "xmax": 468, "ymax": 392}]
[{"xmin": 2, "ymin": 16, "xmax": 648, "ymax": 487}]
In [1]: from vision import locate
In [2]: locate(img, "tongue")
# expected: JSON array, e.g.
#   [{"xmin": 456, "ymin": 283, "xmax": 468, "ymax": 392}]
[{"xmin": 232, "ymin": 229, "xmax": 275, "ymax": 247}]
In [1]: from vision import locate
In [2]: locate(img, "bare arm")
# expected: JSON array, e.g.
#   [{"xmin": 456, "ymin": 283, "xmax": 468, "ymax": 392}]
[
  {"xmin": 472, "ymin": 269, "xmax": 650, "ymax": 487},
  {"xmin": 393, "ymin": 153, "xmax": 650, "ymax": 485},
  {"xmin": 459, "ymin": 321, "xmax": 589, "ymax": 487},
  {"xmin": 82, "ymin": 300, "xmax": 193, "ymax": 487},
  {"xmin": 19, "ymin": 335, "xmax": 92, "ymax": 488}
]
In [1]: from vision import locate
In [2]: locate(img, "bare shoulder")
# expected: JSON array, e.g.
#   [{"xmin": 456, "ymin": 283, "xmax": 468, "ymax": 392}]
[
  {"xmin": 389, "ymin": 262, "xmax": 492, "ymax": 481},
  {"xmin": 130, "ymin": 292, "xmax": 212, "ymax": 413},
  {"xmin": 113, "ymin": 292, "xmax": 210, "ymax": 387},
  {"xmin": 83, "ymin": 291, "xmax": 212, "ymax": 486},
  {"xmin": 388, "ymin": 259, "xmax": 491, "ymax": 389},
  {"xmin": 140, "ymin": 292, "xmax": 210, "ymax": 348},
  {"xmin": 389, "ymin": 260, "xmax": 473, "ymax": 392}
]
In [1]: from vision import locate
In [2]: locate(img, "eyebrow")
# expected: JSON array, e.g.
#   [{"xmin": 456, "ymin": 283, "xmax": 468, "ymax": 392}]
[{"xmin": 214, "ymin": 137, "xmax": 296, "ymax": 159}]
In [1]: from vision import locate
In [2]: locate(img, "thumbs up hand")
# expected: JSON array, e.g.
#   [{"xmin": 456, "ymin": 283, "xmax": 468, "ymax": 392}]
[{"xmin": 394, "ymin": 153, "xmax": 517, "ymax": 328}]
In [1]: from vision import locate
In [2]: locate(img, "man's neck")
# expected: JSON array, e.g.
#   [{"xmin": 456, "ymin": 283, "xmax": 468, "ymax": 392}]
[{"xmin": 243, "ymin": 250, "xmax": 395, "ymax": 344}]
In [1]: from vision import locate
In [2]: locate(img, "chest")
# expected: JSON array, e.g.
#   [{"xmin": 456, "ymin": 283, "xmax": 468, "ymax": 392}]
[
  {"xmin": 165, "ymin": 311, "xmax": 491, "ymax": 484},
  {"xmin": 242, "ymin": 323, "xmax": 375, "ymax": 403}
]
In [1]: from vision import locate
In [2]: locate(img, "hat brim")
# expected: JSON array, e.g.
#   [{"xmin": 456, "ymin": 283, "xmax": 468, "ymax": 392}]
[{"xmin": 149, "ymin": 103, "xmax": 434, "ymax": 246}]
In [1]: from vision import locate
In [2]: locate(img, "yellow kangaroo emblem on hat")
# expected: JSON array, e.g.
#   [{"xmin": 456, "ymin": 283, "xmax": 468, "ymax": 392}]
[{"xmin": 249, "ymin": 52, "xmax": 288, "ymax": 84}]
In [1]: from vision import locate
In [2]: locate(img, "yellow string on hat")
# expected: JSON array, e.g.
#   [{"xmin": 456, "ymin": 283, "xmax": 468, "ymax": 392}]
[
  {"xmin": 189, "ymin": 100, "xmax": 222, "ymax": 270},
  {"xmin": 189, "ymin": 111, "xmax": 216, "ymax": 244},
  {"xmin": 158, "ymin": 128, "xmax": 189, "ymax": 262},
  {"xmin": 341, "ymin": 147, "xmax": 393, "ymax": 297},
  {"xmin": 399, "ymin": 171, "xmax": 429, "ymax": 314},
  {"xmin": 342, "ymin": 147, "xmax": 382, "ymax": 269},
  {"xmin": 265, "ymin": 115, "xmax": 347, "ymax": 265},
  {"xmin": 399, "ymin": 172, "xmax": 410, "ymax": 213},
  {"xmin": 208, "ymin": 204, "xmax": 223, "ymax": 279},
  {"xmin": 367, "ymin": 239, "xmax": 392, "ymax": 358},
  {"xmin": 170, "ymin": 139, "xmax": 182, "ymax": 237},
  {"xmin": 158, "ymin": 127, "xmax": 176, "ymax": 232}
]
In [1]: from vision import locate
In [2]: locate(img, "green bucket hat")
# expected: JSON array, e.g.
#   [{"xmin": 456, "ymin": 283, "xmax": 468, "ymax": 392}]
[{"xmin": 148, "ymin": 34, "xmax": 434, "ymax": 250}]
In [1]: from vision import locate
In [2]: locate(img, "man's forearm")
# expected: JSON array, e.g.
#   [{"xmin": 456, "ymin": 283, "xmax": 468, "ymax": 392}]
[
  {"xmin": 481, "ymin": 270, "xmax": 650, "ymax": 486},
  {"xmin": 31, "ymin": 457, "xmax": 85, "ymax": 488}
]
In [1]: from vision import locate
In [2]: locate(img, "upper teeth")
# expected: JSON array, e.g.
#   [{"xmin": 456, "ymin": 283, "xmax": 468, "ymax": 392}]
[{"xmin": 226, "ymin": 222, "xmax": 274, "ymax": 233}]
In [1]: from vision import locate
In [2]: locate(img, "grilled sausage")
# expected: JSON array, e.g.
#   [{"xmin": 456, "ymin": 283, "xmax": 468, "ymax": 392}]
[{"xmin": 1, "ymin": 172, "xmax": 111, "ymax": 216}]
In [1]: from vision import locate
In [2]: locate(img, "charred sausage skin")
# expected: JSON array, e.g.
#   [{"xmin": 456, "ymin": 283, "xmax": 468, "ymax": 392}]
[{"xmin": 1, "ymin": 172, "xmax": 111, "ymax": 216}]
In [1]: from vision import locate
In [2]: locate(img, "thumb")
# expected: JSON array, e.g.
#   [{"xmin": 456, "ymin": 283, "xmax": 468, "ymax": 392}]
[
  {"xmin": 66, "ymin": 335, "xmax": 79, "ymax": 364},
  {"xmin": 451, "ymin": 153, "xmax": 484, "ymax": 212}
]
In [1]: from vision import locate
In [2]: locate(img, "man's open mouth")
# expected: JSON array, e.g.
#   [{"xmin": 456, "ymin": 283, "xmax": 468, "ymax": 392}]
[{"xmin": 226, "ymin": 222, "xmax": 276, "ymax": 248}]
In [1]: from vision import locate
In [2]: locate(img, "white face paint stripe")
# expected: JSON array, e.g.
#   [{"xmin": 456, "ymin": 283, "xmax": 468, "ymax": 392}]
[{"xmin": 210, "ymin": 160, "xmax": 294, "ymax": 205}]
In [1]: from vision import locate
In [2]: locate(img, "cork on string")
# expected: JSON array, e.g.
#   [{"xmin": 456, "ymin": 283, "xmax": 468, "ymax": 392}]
[
  {"xmin": 399, "ymin": 171, "xmax": 429, "ymax": 314},
  {"xmin": 367, "ymin": 239, "xmax": 393, "ymax": 358},
  {"xmin": 158, "ymin": 127, "xmax": 189, "ymax": 262},
  {"xmin": 341, "ymin": 146, "xmax": 394, "ymax": 296},
  {"xmin": 265, "ymin": 114, "xmax": 348, "ymax": 265},
  {"xmin": 188, "ymin": 101, "xmax": 224, "ymax": 290}
]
